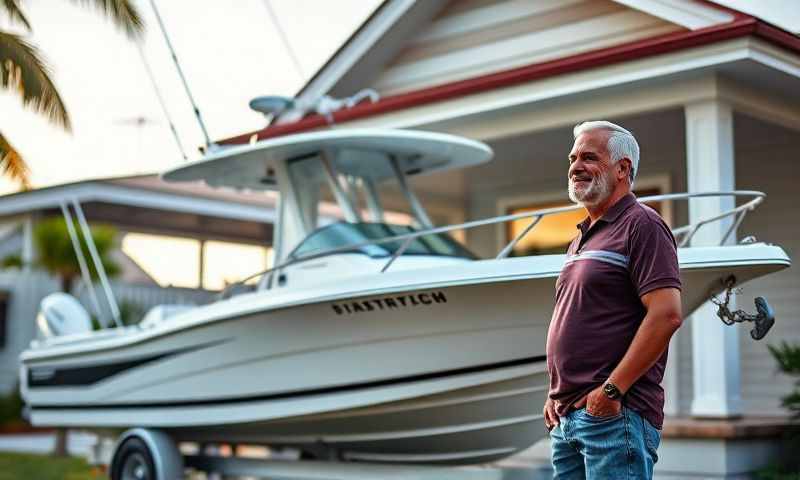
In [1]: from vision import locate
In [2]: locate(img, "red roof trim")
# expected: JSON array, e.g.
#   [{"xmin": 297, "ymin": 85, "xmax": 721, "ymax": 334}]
[
  {"xmin": 753, "ymin": 21, "xmax": 800, "ymax": 52},
  {"xmin": 220, "ymin": 15, "xmax": 799, "ymax": 146}
]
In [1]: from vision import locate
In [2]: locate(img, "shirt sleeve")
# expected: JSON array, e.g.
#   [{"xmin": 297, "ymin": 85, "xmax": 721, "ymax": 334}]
[{"xmin": 628, "ymin": 214, "xmax": 682, "ymax": 298}]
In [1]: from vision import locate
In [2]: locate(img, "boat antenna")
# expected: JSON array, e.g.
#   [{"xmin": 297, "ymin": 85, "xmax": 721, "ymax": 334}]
[
  {"xmin": 261, "ymin": 0, "xmax": 304, "ymax": 80},
  {"xmin": 148, "ymin": 0, "xmax": 214, "ymax": 150},
  {"xmin": 136, "ymin": 42, "xmax": 189, "ymax": 161}
]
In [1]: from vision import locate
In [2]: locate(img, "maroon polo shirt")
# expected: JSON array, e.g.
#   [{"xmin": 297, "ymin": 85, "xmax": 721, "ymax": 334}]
[{"xmin": 546, "ymin": 193, "xmax": 681, "ymax": 429}]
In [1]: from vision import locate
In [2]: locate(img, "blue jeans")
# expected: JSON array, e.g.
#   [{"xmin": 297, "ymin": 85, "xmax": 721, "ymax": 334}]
[{"xmin": 549, "ymin": 407, "xmax": 661, "ymax": 479}]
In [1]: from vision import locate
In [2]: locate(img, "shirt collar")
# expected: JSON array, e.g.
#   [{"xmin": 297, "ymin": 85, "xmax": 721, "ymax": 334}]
[{"xmin": 576, "ymin": 193, "xmax": 637, "ymax": 233}]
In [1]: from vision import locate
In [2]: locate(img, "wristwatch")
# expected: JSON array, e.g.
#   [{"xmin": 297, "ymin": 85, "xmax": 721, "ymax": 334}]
[{"xmin": 603, "ymin": 381, "xmax": 623, "ymax": 400}]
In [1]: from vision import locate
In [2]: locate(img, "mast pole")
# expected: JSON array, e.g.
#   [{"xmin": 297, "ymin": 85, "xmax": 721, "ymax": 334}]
[
  {"xmin": 148, "ymin": 0, "xmax": 214, "ymax": 149},
  {"xmin": 136, "ymin": 42, "xmax": 189, "ymax": 161}
]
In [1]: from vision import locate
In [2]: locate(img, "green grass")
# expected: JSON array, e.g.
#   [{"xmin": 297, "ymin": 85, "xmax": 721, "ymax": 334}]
[
  {"xmin": 0, "ymin": 452, "xmax": 108, "ymax": 480},
  {"xmin": 756, "ymin": 465, "xmax": 800, "ymax": 480}
]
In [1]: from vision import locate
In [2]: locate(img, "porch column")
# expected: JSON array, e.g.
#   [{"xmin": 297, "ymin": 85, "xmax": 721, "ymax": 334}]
[
  {"xmin": 22, "ymin": 215, "xmax": 34, "ymax": 271},
  {"xmin": 198, "ymin": 240, "xmax": 206, "ymax": 290},
  {"xmin": 685, "ymin": 100, "xmax": 742, "ymax": 417}
]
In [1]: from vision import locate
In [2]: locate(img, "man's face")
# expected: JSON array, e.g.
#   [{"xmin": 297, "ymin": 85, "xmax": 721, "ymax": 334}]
[{"xmin": 567, "ymin": 130, "xmax": 616, "ymax": 207}]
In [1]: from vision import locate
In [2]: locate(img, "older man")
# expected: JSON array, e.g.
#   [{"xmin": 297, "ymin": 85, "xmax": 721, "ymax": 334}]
[{"xmin": 543, "ymin": 121, "xmax": 683, "ymax": 479}]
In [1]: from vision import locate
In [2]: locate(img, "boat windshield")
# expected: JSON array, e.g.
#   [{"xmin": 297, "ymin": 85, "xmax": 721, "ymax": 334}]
[{"xmin": 289, "ymin": 222, "xmax": 476, "ymax": 260}]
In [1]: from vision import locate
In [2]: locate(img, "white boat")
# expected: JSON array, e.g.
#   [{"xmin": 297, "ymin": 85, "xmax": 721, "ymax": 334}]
[{"xmin": 18, "ymin": 129, "xmax": 789, "ymax": 475}]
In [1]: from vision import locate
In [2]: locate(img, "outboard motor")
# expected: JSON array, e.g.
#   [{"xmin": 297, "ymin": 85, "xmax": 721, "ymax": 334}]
[{"xmin": 37, "ymin": 293, "xmax": 93, "ymax": 338}]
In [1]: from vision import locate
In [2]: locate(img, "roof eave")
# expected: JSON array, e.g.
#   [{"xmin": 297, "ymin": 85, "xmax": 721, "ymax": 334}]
[
  {"xmin": 219, "ymin": 15, "xmax": 800, "ymax": 146},
  {"xmin": 0, "ymin": 181, "xmax": 276, "ymax": 223}
]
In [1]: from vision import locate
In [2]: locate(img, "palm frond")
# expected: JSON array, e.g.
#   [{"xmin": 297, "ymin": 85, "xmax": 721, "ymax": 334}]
[
  {"xmin": 71, "ymin": 0, "xmax": 145, "ymax": 39},
  {"xmin": 0, "ymin": 32, "xmax": 71, "ymax": 130},
  {"xmin": 769, "ymin": 342, "xmax": 800, "ymax": 375},
  {"xmin": 33, "ymin": 218, "xmax": 120, "ymax": 282},
  {"xmin": 1, "ymin": 0, "xmax": 32, "ymax": 30},
  {"xmin": 0, "ymin": 130, "xmax": 32, "ymax": 190}
]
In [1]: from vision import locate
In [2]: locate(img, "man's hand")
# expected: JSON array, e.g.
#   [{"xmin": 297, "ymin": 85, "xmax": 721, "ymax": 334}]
[
  {"xmin": 543, "ymin": 397, "xmax": 559, "ymax": 430},
  {"xmin": 574, "ymin": 385, "xmax": 621, "ymax": 417}
]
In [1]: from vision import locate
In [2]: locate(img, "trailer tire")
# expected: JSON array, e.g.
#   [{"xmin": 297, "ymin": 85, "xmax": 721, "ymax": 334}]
[
  {"xmin": 110, "ymin": 436, "xmax": 157, "ymax": 480},
  {"xmin": 109, "ymin": 429, "xmax": 182, "ymax": 480}
]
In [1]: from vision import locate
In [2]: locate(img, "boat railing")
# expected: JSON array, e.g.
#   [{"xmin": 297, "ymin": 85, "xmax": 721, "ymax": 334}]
[{"xmin": 219, "ymin": 191, "xmax": 765, "ymax": 299}]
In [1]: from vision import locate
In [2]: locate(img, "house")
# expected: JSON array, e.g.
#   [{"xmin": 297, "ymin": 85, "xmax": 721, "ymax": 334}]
[
  {"xmin": 217, "ymin": 1, "xmax": 800, "ymax": 477},
  {"xmin": 0, "ymin": 174, "xmax": 276, "ymax": 394}
]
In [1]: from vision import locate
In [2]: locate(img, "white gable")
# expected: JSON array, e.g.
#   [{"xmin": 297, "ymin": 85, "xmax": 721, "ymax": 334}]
[
  {"xmin": 371, "ymin": 0, "xmax": 687, "ymax": 96},
  {"xmin": 617, "ymin": 0, "xmax": 734, "ymax": 29}
]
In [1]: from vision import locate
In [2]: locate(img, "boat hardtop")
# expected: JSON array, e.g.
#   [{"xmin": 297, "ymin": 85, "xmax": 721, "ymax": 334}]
[{"xmin": 162, "ymin": 128, "xmax": 493, "ymax": 190}]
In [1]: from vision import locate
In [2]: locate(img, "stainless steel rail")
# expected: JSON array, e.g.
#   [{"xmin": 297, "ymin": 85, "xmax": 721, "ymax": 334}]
[
  {"xmin": 59, "ymin": 203, "xmax": 106, "ymax": 327},
  {"xmin": 59, "ymin": 200, "xmax": 124, "ymax": 328},
  {"xmin": 218, "ymin": 191, "xmax": 763, "ymax": 301}
]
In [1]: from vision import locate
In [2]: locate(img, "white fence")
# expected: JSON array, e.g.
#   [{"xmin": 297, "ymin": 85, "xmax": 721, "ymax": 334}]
[
  {"xmin": 0, "ymin": 269, "xmax": 215, "ymax": 393},
  {"xmin": 74, "ymin": 277, "xmax": 215, "ymax": 326}
]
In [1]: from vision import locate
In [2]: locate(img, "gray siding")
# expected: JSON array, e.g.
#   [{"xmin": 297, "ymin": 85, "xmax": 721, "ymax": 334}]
[
  {"xmin": 0, "ymin": 270, "xmax": 59, "ymax": 394},
  {"xmin": 735, "ymin": 116, "xmax": 799, "ymax": 416}
]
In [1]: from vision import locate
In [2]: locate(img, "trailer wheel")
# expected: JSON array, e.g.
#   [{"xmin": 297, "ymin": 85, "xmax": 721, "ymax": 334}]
[
  {"xmin": 111, "ymin": 437, "xmax": 156, "ymax": 480},
  {"xmin": 109, "ymin": 429, "xmax": 183, "ymax": 480}
]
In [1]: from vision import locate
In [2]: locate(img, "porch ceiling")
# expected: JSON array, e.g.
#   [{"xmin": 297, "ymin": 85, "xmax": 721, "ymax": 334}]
[
  {"xmin": 0, "ymin": 178, "xmax": 276, "ymax": 246},
  {"xmin": 33, "ymin": 202, "xmax": 273, "ymax": 245},
  {"xmin": 460, "ymin": 108, "xmax": 686, "ymax": 195},
  {"xmin": 407, "ymin": 107, "xmax": 688, "ymax": 217}
]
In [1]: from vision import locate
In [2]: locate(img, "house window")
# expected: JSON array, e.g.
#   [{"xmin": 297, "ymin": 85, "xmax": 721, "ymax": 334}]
[
  {"xmin": 506, "ymin": 188, "xmax": 663, "ymax": 256},
  {"xmin": 0, "ymin": 291, "xmax": 9, "ymax": 348}
]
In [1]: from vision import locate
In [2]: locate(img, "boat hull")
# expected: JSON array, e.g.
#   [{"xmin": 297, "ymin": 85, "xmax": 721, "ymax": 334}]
[
  {"xmin": 168, "ymin": 364, "xmax": 546, "ymax": 464},
  {"xmin": 23, "ymin": 278, "xmax": 552, "ymax": 464},
  {"xmin": 20, "ymin": 244, "xmax": 790, "ymax": 464}
]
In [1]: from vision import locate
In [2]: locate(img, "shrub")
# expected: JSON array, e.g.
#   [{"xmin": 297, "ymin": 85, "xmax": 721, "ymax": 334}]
[
  {"xmin": 760, "ymin": 341, "xmax": 800, "ymax": 476},
  {"xmin": 0, "ymin": 384, "xmax": 24, "ymax": 427}
]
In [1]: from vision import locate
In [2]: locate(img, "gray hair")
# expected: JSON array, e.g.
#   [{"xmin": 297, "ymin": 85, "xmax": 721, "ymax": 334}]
[{"xmin": 573, "ymin": 120, "xmax": 640, "ymax": 185}]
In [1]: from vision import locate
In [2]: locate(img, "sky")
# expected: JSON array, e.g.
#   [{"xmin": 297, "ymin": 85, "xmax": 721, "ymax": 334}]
[
  {"xmin": 0, "ymin": 0, "xmax": 380, "ymax": 288},
  {"xmin": 715, "ymin": 0, "xmax": 800, "ymax": 33},
  {"xmin": 0, "ymin": 0, "xmax": 381, "ymax": 192}
]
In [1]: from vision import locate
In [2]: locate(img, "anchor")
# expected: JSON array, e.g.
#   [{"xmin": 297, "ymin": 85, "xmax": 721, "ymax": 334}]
[{"xmin": 710, "ymin": 275, "xmax": 775, "ymax": 340}]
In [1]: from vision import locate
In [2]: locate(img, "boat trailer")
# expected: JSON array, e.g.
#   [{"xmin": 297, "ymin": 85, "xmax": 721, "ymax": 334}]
[{"xmin": 104, "ymin": 428, "xmax": 544, "ymax": 480}]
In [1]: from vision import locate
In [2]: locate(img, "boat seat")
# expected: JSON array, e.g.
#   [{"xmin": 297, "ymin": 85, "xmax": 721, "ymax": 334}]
[
  {"xmin": 140, "ymin": 304, "xmax": 195, "ymax": 329},
  {"xmin": 37, "ymin": 293, "xmax": 93, "ymax": 338}
]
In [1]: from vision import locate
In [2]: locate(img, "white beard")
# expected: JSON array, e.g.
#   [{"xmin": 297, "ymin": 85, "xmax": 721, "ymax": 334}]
[{"xmin": 568, "ymin": 170, "xmax": 614, "ymax": 207}]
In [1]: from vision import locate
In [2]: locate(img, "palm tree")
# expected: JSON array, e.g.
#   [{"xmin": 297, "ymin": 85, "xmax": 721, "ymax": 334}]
[
  {"xmin": 0, "ymin": 1, "xmax": 144, "ymax": 189},
  {"xmin": 32, "ymin": 217, "xmax": 120, "ymax": 294}
]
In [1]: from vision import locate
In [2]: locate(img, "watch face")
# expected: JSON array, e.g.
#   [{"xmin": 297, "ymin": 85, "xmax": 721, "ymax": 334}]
[{"xmin": 603, "ymin": 383, "xmax": 621, "ymax": 399}]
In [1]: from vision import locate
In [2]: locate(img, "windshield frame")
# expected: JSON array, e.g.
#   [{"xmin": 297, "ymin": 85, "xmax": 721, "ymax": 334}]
[{"xmin": 287, "ymin": 221, "xmax": 476, "ymax": 261}]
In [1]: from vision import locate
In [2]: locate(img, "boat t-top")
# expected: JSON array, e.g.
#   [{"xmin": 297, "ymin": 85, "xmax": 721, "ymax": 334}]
[{"xmin": 19, "ymin": 128, "xmax": 790, "ymax": 479}]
